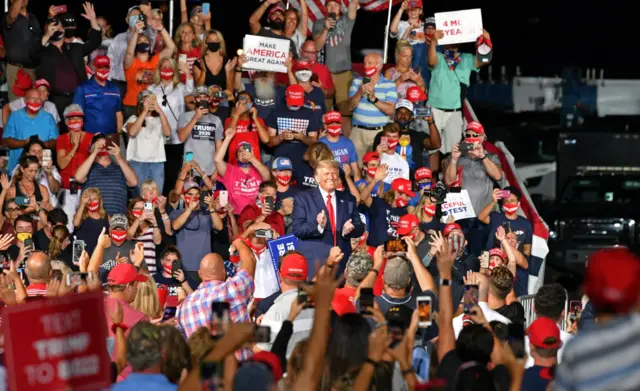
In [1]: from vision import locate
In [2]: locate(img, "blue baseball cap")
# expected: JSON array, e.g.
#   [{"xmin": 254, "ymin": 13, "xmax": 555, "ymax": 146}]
[{"xmin": 272, "ymin": 157, "xmax": 293, "ymax": 171}]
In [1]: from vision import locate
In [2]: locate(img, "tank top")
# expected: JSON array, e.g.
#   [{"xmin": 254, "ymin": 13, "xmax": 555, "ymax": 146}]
[
  {"xmin": 196, "ymin": 57, "xmax": 227, "ymax": 90},
  {"xmin": 16, "ymin": 180, "xmax": 44, "ymax": 203}
]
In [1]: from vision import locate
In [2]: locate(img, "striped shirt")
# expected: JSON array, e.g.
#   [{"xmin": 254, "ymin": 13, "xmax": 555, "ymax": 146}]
[
  {"xmin": 136, "ymin": 227, "xmax": 157, "ymax": 273},
  {"xmin": 554, "ymin": 313, "xmax": 640, "ymax": 391},
  {"xmin": 349, "ymin": 75, "xmax": 398, "ymax": 128},
  {"xmin": 85, "ymin": 162, "xmax": 128, "ymax": 216}
]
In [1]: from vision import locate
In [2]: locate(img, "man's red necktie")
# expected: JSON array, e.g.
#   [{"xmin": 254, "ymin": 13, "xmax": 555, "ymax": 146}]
[{"xmin": 326, "ymin": 194, "xmax": 337, "ymax": 246}]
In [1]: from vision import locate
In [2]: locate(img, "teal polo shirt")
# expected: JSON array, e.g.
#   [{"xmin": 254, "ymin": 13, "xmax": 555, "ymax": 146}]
[{"xmin": 427, "ymin": 52, "xmax": 478, "ymax": 110}]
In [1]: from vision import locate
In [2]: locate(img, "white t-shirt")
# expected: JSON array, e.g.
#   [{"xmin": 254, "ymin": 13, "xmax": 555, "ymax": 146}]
[
  {"xmin": 380, "ymin": 152, "xmax": 410, "ymax": 184},
  {"xmin": 453, "ymin": 302, "xmax": 511, "ymax": 338},
  {"xmin": 253, "ymin": 249, "xmax": 280, "ymax": 299},
  {"xmin": 391, "ymin": 20, "xmax": 426, "ymax": 46},
  {"xmin": 290, "ymin": 29, "xmax": 305, "ymax": 57},
  {"xmin": 123, "ymin": 115, "xmax": 167, "ymax": 163},
  {"xmin": 525, "ymin": 323, "xmax": 573, "ymax": 368}
]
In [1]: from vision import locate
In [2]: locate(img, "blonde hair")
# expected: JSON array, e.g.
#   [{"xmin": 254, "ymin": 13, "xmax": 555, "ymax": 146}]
[
  {"xmin": 132, "ymin": 275, "xmax": 162, "ymax": 319},
  {"xmin": 174, "ymin": 22, "xmax": 203, "ymax": 51},
  {"xmin": 141, "ymin": 178, "xmax": 159, "ymax": 196},
  {"xmin": 395, "ymin": 40, "xmax": 413, "ymax": 60},
  {"xmin": 80, "ymin": 187, "xmax": 107, "ymax": 222},
  {"xmin": 204, "ymin": 30, "xmax": 227, "ymax": 58},
  {"xmin": 188, "ymin": 327, "xmax": 216, "ymax": 366},
  {"xmin": 48, "ymin": 225, "xmax": 70, "ymax": 260},
  {"xmin": 413, "ymin": 193, "xmax": 433, "ymax": 221},
  {"xmin": 154, "ymin": 56, "xmax": 181, "ymax": 87}
]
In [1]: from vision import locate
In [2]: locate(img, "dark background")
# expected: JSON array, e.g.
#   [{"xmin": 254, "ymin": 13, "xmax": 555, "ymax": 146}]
[{"xmin": 3, "ymin": 0, "xmax": 632, "ymax": 78}]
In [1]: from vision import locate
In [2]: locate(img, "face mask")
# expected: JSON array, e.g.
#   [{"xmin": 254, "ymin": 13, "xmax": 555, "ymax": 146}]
[
  {"xmin": 287, "ymin": 105, "xmax": 301, "ymax": 111},
  {"xmin": 26, "ymin": 103, "xmax": 42, "ymax": 113},
  {"xmin": 394, "ymin": 198, "xmax": 408, "ymax": 208},
  {"xmin": 88, "ymin": 201, "xmax": 100, "ymax": 212},
  {"xmin": 64, "ymin": 28, "xmax": 76, "ymax": 39},
  {"xmin": 444, "ymin": 49, "xmax": 458, "ymax": 58},
  {"xmin": 67, "ymin": 121, "xmax": 84, "ymax": 132},
  {"xmin": 97, "ymin": 151, "xmax": 110, "ymax": 157},
  {"xmin": 132, "ymin": 210, "xmax": 143, "ymax": 218},
  {"xmin": 16, "ymin": 232, "xmax": 32, "ymax": 242},
  {"xmin": 51, "ymin": 31, "xmax": 64, "ymax": 42},
  {"xmin": 135, "ymin": 43, "xmax": 150, "ymax": 53},
  {"xmin": 387, "ymin": 139, "xmax": 399, "ymax": 149},
  {"xmin": 396, "ymin": 119, "xmax": 410, "ymax": 129},
  {"xmin": 418, "ymin": 182, "xmax": 432, "ymax": 191},
  {"xmin": 163, "ymin": 264, "xmax": 173, "ymax": 275},
  {"xmin": 404, "ymin": 232, "xmax": 416, "ymax": 241},
  {"xmin": 246, "ymin": 103, "xmax": 253, "ymax": 110},
  {"xmin": 366, "ymin": 167, "xmax": 377, "ymax": 177},
  {"xmin": 423, "ymin": 204, "xmax": 436, "ymax": 217},
  {"xmin": 207, "ymin": 42, "xmax": 220, "ymax": 52},
  {"xmin": 503, "ymin": 203, "xmax": 519, "ymax": 214},
  {"xmin": 184, "ymin": 196, "xmax": 199, "ymax": 205},
  {"xmin": 95, "ymin": 70, "xmax": 110, "ymax": 82},
  {"xmin": 148, "ymin": 196, "xmax": 158, "ymax": 205},
  {"xmin": 364, "ymin": 66, "xmax": 377, "ymax": 77},
  {"xmin": 326, "ymin": 124, "xmax": 341, "ymax": 137},
  {"xmin": 295, "ymin": 70, "xmax": 312, "ymax": 82},
  {"xmin": 160, "ymin": 69, "xmax": 174, "ymax": 80},
  {"xmin": 110, "ymin": 229, "xmax": 127, "ymax": 243},
  {"xmin": 276, "ymin": 174, "xmax": 291, "ymax": 186},
  {"xmin": 269, "ymin": 19, "xmax": 284, "ymax": 30}
]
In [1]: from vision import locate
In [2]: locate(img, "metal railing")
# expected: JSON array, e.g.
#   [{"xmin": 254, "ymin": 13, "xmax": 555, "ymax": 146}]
[{"xmin": 519, "ymin": 290, "xmax": 569, "ymax": 330}]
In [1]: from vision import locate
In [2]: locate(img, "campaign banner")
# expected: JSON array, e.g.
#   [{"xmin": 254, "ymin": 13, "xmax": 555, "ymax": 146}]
[
  {"xmin": 267, "ymin": 234, "xmax": 298, "ymax": 288},
  {"xmin": 440, "ymin": 189, "xmax": 476, "ymax": 222},
  {"xmin": 434, "ymin": 9, "xmax": 483, "ymax": 45},
  {"xmin": 2, "ymin": 291, "xmax": 111, "ymax": 391},
  {"xmin": 242, "ymin": 35, "xmax": 289, "ymax": 73}
]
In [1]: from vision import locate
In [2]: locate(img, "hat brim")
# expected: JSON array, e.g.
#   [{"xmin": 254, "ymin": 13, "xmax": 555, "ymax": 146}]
[
  {"xmin": 135, "ymin": 274, "xmax": 149, "ymax": 283},
  {"xmin": 400, "ymin": 189, "xmax": 417, "ymax": 197}
]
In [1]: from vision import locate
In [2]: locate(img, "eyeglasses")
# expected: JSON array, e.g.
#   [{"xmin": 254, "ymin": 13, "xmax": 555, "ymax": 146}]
[{"xmin": 464, "ymin": 133, "xmax": 481, "ymax": 139}]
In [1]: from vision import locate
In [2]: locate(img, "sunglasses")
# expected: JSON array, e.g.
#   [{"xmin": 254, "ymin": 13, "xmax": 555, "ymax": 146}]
[{"xmin": 464, "ymin": 133, "xmax": 481, "ymax": 139}]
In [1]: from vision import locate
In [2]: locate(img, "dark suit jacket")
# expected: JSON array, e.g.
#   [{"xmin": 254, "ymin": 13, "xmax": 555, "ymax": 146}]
[
  {"xmin": 32, "ymin": 27, "xmax": 102, "ymax": 90},
  {"xmin": 292, "ymin": 187, "xmax": 365, "ymax": 274}
]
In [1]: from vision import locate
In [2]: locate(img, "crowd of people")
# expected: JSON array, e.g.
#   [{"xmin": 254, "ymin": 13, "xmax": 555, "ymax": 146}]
[{"xmin": 0, "ymin": 0, "xmax": 638, "ymax": 390}]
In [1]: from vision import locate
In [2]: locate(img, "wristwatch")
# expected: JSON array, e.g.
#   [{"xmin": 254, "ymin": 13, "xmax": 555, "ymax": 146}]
[
  {"xmin": 368, "ymin": 96, "xmax": 379, "ymax": 104},
  {"xmin": 439, "ymin": 278, "xmax": 452, "ymax": 286}
]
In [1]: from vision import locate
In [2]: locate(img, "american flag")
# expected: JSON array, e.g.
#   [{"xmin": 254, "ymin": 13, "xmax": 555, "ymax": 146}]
[{"xmin": 288, "ymin": 0, "xmax": 403, "ymax": 33}]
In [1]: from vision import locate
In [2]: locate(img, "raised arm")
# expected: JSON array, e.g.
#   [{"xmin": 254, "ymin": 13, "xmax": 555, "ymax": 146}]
[
  {"xmin": 389, "ymin": 1, "xmax": 406, "ymax": 35},
  {"xmin": 233, "ymin": 234, "xmax": 257, "ymax": 277},
  {"xmin": 109, "ymin": 143, "xmax": 138, "ymax": 187},
  {"xmin": 214, "ymin": 127, "xmax": 235, "ymax": 178},
  {"xmin": 6, "ymin": 0, "xmax": 24, "ymax": 25},
  {"xmin": 124, "ymin": 23, "xmax": 143, "ymax": 70},
  {"xmin": 298, "ymin": 0, "xmax": 309, "ymax": 36},
  {"xmin": 157, "ymin": 25, "xmax": 177, "ymax": 59},
  {"xmin": 249, "ymin": 0, "xmax": 273, "ymax": 35},
  {"xmin": 347, "ymin": 0, "xmax": 358, "ymax": 20}
]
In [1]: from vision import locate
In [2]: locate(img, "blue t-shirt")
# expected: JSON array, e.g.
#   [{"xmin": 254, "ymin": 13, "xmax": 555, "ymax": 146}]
[
  {"xmin": 294, "ymin": 162, "xmax": 317, "ymax": 190},
  {"xmin": 486, "ymin": 211, "xmax": 533, "ymax": 297},
  {"xmin": 244, "ymin": 84, "xmax": 285, "ymax": 120},
  {"xmin": 3, "ymin": 109, "xmax": 58, "ymax": 173},
  {"xmin": 319, "ymin": 136, "xmax": 358, "ymax": 166},
  {"xmin": 355, "ymin": 179, "xmax": 390, "ymax": 198},
  {"xmin": 366, "ymin": 197, "xmax": 407, "ymax": 247},
  {"xmin": 72, "ymin": 78, "xmax": 123, "ymax": 134},
  {"xmin": 522, "ymin": 365, "xmax": 552, "ymax": 391},
  {"xmin": 169, "ymin": 208, "xmax": 212, "ymax": 271},
  {"xmin": 265, "ymin": 106, "xmax": 320, "ymax": 174}
]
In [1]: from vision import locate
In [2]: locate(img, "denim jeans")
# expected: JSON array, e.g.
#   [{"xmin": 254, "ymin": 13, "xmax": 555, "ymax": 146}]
[
  {"xmin": 129, "ymin": 161, "xmax": 164, "ymax": 194},
  {"xmin": 412, "ymin": 42, "xmax": 431, "ymax": 87}
]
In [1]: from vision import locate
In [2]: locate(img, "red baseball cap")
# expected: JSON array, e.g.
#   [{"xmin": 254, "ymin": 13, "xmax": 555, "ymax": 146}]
[
  {"xmin": 13, "ymin": 69, "xmax": 33, "ymax": 97},
  {"xmin": 107, "ymin": 264, "xmax": 148, "ymax": 285},
  {"xmin": 465, "ymin": 121, "xmax": 485, "ymax": 135},
  {"xmin": 285, "ymin": 84, "xmax": 305, "ymax": 107},
  {"xmin": 34, "ymin": 79, "xmax": 50, "ymax": 90},
  {"xmin": 415, "ymin": 167, "xmax": 432, "ymax": 181},
  {"xmin": 94, "ymin": 55, "xmax": 110, "ymax": 68},
  {"xmin": 280, "ymin": 253, "xmax": 308, "ymax": 281},
  {"xmin": 293, "ymin": 60, "xmax": 312, "ymax": 72},
  {"xmin": 406, "ymin": 86, "xmax": 427, "ymax": 103},
  {"xmin": 527, "ymin": 317, "xmax": 562, "ymax": 349},
  {"xmin": 584, "ymin": 248, "xmax": 640, "ymax": 314},
  {"xmin": 397, "ymin": 214, "xmax": 420, "ymax": 236},
  {"xmin": 489, "ymin": 248, "xmax": 505, "ymax": 260},
  {"xmin": 408, "ymin": 0, "xmax": 423, "ymax": 8},
  {"xmin": 363, "ymin": 151, "xmax": 380, "ymax": 164},
  {"xmin": 323, "ymin": 110, "xmax": 342, "ymax": 124},
  {"xmin": 391, "ymin": 178, "xmax": 416, "ymax": 197},
  {"xmin": 268, "ymin": 5, "xmax": 285, "ymax": 17},
  {"xmin": 443, "ymin": 223, "xmax": 462, "ymax": 237},
  {"xmin": 250, "ymin": 351, "xmax": 283, "ymax": 382}
]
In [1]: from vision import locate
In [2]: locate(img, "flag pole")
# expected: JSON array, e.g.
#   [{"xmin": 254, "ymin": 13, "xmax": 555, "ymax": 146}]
[
  {"xmin": 383, "ymin": 0, "xmax": 393, "ymax": 63},
  {"xmin": 169, "ymin": 0, "xmax": 175, "ymax": 37}
]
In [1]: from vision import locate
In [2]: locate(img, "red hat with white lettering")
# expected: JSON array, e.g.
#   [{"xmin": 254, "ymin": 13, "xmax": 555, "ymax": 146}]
[
  {"xmin": 94, "ymin": 55, "xmax": 110, "ymax": 68},
  {"xmin": 107, "ymin": 263, "xmax": 148, "ymax": 285},
  {"xmin": 268, "ymin": 5, "xmax": 285, "ymax": 17},
  {"xmin": 408, "ymin": 0, "xmax": 423, "ymax": 8},
  {"xmin": 584, "ymin": 248, "xmax": 640, "ymax": 314},
  {"xmin": 465, "ymin": 121, "xmax": 485, "ymax": 135},
  {"xmin": 293, "ymin": 60, "xmax": 312, "ymax": 72},
  {"xmin": 397, "ymin": 214, "xmax": 420, "ymax": 236},
  {"xmin": 323, "ymin": 110, "xmax": 342, "ymax": 124},
  {"xmin": 363, "ymin": 151, "xmax": 380, "ymax": 164},
  {"xmin": 280, "ymin": 253, "xmax": 308, "ymax": 281},
  {"xmin": 391, "ymin": 178, "xmax": 416, "ymax": 197},
  {"xmin": 415, "ymin": 167, "xmax": 432, "ymax": 181},
  {"xmin": 406, "ymin": 86, "xmax": 427, "ymax": 103},
  {"xmin": 285, "ymin": 84, "xmax": 305, "ymax": 107},
  {"xmin": 443, "ymin": 223, "xmax": 462, "ymax": 237},
  {"xmin": 34, "ymin": 79, "xmax": 50, "ymax": 90},
  {"xmin": 489, "ymin": 248, "xmax": 505, "ymax": 261}
]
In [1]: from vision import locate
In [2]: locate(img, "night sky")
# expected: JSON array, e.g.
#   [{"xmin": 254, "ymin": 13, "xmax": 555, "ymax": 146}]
[{"xmin": 5, "ymin": 0, "xmax": 631, "ymax": 78}]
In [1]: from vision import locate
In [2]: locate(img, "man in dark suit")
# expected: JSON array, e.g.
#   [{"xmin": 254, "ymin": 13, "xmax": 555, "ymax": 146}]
[{"xmin": 292, "ymin": 160, "xmax": 365, "ymax": 275}]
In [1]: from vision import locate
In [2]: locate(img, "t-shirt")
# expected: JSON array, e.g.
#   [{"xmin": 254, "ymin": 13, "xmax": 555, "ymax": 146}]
[
  {"xmin": 74, "ymin": 217, "xmax": 110, "ymax": 256},
  {"xmin": 319, "ymin": 136, "xmax": 358, "ymax": 166},
  {"xmin": 349, "ymin": 76, "xmax": 398, "ymax": 128},
  {"xmin": 446, "ymin": 154, "xmax": 502, "ymax": 216},
  {"xmin": 265, "ymin": 106, "xmax": 320, "ymax": 173},
  {"xmin": 294, "ymin": 163, "xmax": 317, "ymax": 190},
  {"xmin": 123, "ymin": 115, "xmax": 167, "ymax": 163},
  {"xmin": 366, "ymin": 197, "xmax": 406, "ymax": 247},
  {"xmin": 99, "ymin": 240, "xmax": 137, "ymax": 281},
  {"xmin": 373, "ymin": 129, "xmax": 427, "ymax": 173},
  {"xmin": 428, "ymin": 52, "xmax": 478, "ymax": 110},
  {"xmin": 154, "ymin": 271, "xmax": 199, "ymax": 307},
  {"xmin": 123, "ymin": 55, "xmax": 161, "ymax": 106},
  {"xmin": 311, "ymin": 62, "xmax": 335, "ymax": 92},
  {"xmin": 522, "ymin": 365, "xmax": 552, "ymax": 391},
  {"xmin": 312, "ymin": 16, "xmax": 355, "ymax": 73},
  {"xmin": 355, "ymin": 179, "xmax": 390, "ymax": 198},
  {"xmin": 244, "ymin": 84, "xmax": 285, "ymax": 120},
  {"xmin": 224, "ymin": 117, "xmax": 264, "ymax": 165},
  {"xmin": 257, "ymin": 27, "xmax": 298, "ymax": 59},
  {"xmin": 178, "ymin": 111, "xmax": 223, "ymax": 176},
  {"xmin": 56, "ymin": 132, "xmax": 93, "ymax": 188},
  {"xmin": 390, "ymin": 20, "xmax": 427, "ymax": 45},
  {"xmin": 218, "ymin": 164, "xmax": 263, "ymax": 215},
  {"xmin": 238, "ymin": 204, "xmax": 285, "ymax": 236},
  {"xmin": 380, "ymin": 153, "xmax": 410, "ymax": 184},
  {"xmin": 2, "ymin": 109, "xmax": 58, "ymax": 174},
  {"xmin": 494, "ymin": 302, "xmax": 526, "ymax": 324},
  {"xmin": 276, "ymin": 187, "xmax": 298, "ymax": 210},
  {"xmin": 437, "ymin": 350, "xmax": 510, "ymax": 391},
  {"xmin": 169, "ymin": 208, "xmax": 212, "ymax": 271}
]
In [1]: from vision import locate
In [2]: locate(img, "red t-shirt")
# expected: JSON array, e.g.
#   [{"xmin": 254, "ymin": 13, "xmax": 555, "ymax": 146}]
[
  {"xmin": 178, "ymin": 47, "xmax": 203, "ymax": 83},
  {"xmin": 237, "ymin": 204, "xmax": 285, "ymax": 236},
  {"xmin": 224, "ymin": 117, "xmax": 264, "ymax": 165},
  {"xmin": 56, "ymin": 132, "xmax": 93, "ymax": 189},
  {"xmin": 311, "ymin": 62, "xmax": 335, "ymax": 91}
]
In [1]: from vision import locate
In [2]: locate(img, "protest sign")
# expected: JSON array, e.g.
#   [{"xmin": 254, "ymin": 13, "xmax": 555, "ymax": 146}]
[
  {"xmin": 2, "ymin": 291, "xmax": 111, "ymax": 391},
  {"xmin": 242, "ymin": 35, "xmax": 290, "ymax": 73},
  {"xmin": 440, "ymin": 189, "xmax": 476, "ymax": 222},
  {"xmin": 434, "ymin": 9, "xmax": 483, "ymax": 45}
]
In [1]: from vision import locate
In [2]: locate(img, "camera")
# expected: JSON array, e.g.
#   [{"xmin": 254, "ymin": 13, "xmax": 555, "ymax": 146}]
[
  {"xmin": 429, "ymin": 181, "xmax": 448, "ymax": 205},
  {"xmin": 459, "ymin": 142, "xmax": 475, "ymax": 155},
  {"xmin": 196, "ymin": 99, "xmax": 210, "ymax": 110}
]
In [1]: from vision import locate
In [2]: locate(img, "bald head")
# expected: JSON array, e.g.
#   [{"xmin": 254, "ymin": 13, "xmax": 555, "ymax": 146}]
[
  {"xmin": 364, "ymin": 53, "xmax": 382, "ymax": 67},
  {"xmin": 25, "ymin": 252, "xmax": 51, "ymax": 283},
  {"xmin": 198, "ymin": 253, "xmax": 226, "ymax": 282}
]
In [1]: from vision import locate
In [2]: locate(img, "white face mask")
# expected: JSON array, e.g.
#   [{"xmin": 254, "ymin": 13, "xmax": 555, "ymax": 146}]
[
  {"xmin": 288, "ymin": 105, "xmax": 301, "ymax": 111},
  {"xmin": 295, "ymin": 70, "xmax": 312, "ymax": 83}
]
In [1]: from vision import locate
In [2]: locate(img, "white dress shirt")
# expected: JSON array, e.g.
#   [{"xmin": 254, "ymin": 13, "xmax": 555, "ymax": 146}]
[
  {"xmin": 453, "ymin": 302, "xmax": 511, "ymax": 338},
  {"xmin": 148, "ymin": 80, "xmax": 195, "ymax": 144},
  {"xmin": 318, "ymin": 187, "xmax": 337, "ymax": 234}
]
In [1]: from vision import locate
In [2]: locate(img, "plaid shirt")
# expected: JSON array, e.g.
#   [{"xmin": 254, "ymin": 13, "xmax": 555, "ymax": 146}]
[{"xmin": 177, "ymin": 269, "xmax": 254, "ymax": 360}]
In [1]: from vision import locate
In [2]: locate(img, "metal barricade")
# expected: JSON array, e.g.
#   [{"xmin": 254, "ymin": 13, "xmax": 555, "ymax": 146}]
[{"xmin": 519, "ymin": 289, "xmax": 569, "ymax": 330}]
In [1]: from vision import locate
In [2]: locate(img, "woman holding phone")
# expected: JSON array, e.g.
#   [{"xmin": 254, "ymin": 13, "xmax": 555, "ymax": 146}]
[
  {"xmin": 15, "ymin": 138, "xmax": 61, "ymax": 208},
  {"xmin": 126, "ymin": 196, "xmax": 162, "ymax": 273},
  {"xmin": 6, "ymin": 155, "xmax": 53, "ymax": 215}
]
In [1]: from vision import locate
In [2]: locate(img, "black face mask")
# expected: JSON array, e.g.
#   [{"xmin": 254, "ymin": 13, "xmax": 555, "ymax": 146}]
[
  {"xmin": 135, "ymin": 43, "xmax": 150, "ymax": 53},
  {"xmin": 269, "ymin": 19, "xmax": 284, "ymax": 31},
  {"xmin": 50, "ymin": 31, "xmax": 64, "ymax": 42},
  {"xmin": 64, "ymin": 28, "xmax": 76, "ymax": 39},
  {"xmin": 207, "ymin": 42, "xmax": 220, "ymax": 52}
]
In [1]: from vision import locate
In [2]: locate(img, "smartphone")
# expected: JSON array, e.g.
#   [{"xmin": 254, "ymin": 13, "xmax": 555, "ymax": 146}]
[
  {"xmin": 171, "ymin": 260, "xmax": 183, "ymax": 278},
  {"xmin": 459, "ymin": 142, "xmax": 475, "ymax": 154},
  {"xmin": 200, "ymin": 361, "xmax": 224, "ymax": 390},
  {"xmin": 202, "ymin": 3, "xmax": 211, "ymax": 15},
  {"xmin": 128, "ymin": 15, "xmax": 139, "ymax": 28},
  {"xmin": 498, "ymin": 190, "xmax": 511, "ymax": 199},
  {"xmin": 463, "ymin": 285, "xmax": 479, "ymax": 314},
  {"xmin": 211, "ymin": 302, "xmax": 230, "ymax": 337},
  {"xmin": 185, "ymin": 152, "xmax": 194, "ymax": 163},
  {"xmin": 65, "ymin": 272, "xmax": 93, "ymax": 287},
  {"xmin": 410, "ymin": 30, "xmax": 416, "ymax": 36},
  {"xmin": 179, "ymin": 53, "xmax": 188, "ymax": 64},
  {"xmin": 240, "ymin": 143, "xmax": 252, "ymax": 152},
  {"xmin": 384, "ymin": 239, "xmax": 408, "ymax": 253},
  {"xmin": 569, "ymin": 300, "xmax": 582, "ymax": 322},
  {"xmin": 15, "ymin": 196, "xmax": 30, "ymax": 206},
  {"xmin": 264, "ymin": 196, "xmax": 275, "ymax": 211},
  {"xmin": 359, "ymin": 288, "xmax": 374, "ymax": 314},
  {"xmin": 362, "ymin": 76, "xmax": 371, "ymax": 85},
  {"xmin": 69, "ymin": 179, "xmax": 79, "ymax": 195},
  {"xmin": 23, "ymin": 238, "xmax": 34, "ymax": 254},
  {"xmin": 254, "ymin": 229, "xmax": 273, "ymax": 239},
  {"xmin": 327, "ymin": 12, "xmax": 337, "ymax": 21},
  {"xmin": 417, "ymin": 296, "xmax": 432, "ymax": 328},
  {"xmin": 42, "ymin": 149, "xmax": 52, "ymax": 167},
  {"xmin": 218, "ymin": 190, "xmax": 228, "ymax": 207},
  {"xmin": 162, "ymin": 306, "xmax": 177, "ymax": 321},
  {"xmin": 310, "ymin": 73, "xmax": 319, "ymax": 83},
  {"xmin": 298, "ymin": 285, "xmax": 315, "ymax": 309},
  {"xmin": 53, "ymin": 5, "xmax": 68, "ymax": 14},
  {"xmin": 413, "ymin": 106, "xmax": 430, "ymax": 117},
  {"xmin": 388, "ymin": 320, "xmax": 406, "ymax": 348},
  {"xmin": 507, "ymin": 323, "xmax": 526, "ymax": 359},
  {"xmin": 254, "ymin": 325, "xmax": 271, "ymax": 343},
  {"xmin": 479, "ymin": 251, "xmax": 489, "ymax": 269},
  {"xmin": 0, "ymin": 254, "xmax": 9, "ymax": 271},
  {"xmin": 0, "ymin": 148, "xmax": 8, "ymax": 171},
  {"xmin": 380, "ymin": 136, "xmax": 389, "ymax": 151},
  {"xmin": 212, "ymin": 90, "xmax": 226, "ymax": 99},
  {"xmin": 72, "ymin": 240, "xmax": 85, "ymax": 266},
  {"xmin": 144, "ymin": 202, "xmax": 153, "ymax": 212}
]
